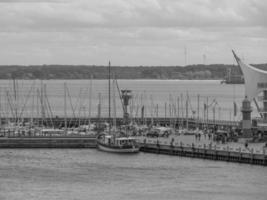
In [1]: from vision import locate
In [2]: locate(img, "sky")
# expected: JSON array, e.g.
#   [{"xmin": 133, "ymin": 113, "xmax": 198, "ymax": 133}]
[{"xmin": 0, "ymin": 0, "xmax": 266, "ymax": 66}]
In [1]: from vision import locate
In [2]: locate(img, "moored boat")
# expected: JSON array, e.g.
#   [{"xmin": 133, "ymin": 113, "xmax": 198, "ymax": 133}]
[
  {"xmin": 97, "ymin": 134, "xmax": 139, "ymax": 153},
  {"xmin": 96, "ymin": 61, "xmax": 139, "ymax": 153}
]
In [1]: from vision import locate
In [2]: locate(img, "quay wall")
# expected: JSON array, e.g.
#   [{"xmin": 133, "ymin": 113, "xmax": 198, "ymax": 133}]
[
  {"xmin": 1, "ymin": 135, "xmax": 265, "ymax": 166},
  {"xmin": 0, "ymin": 137, "xmax": 97, "ymax": 148},
  {"xmin": 137, "ymin": 139, "xmax": 267, "ymax": 166}
]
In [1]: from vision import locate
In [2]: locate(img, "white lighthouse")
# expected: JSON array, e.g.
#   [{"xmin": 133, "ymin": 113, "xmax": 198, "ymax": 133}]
[{"xmin": 241, "ymin": 96, "xmax": 252, "ymax": 136}]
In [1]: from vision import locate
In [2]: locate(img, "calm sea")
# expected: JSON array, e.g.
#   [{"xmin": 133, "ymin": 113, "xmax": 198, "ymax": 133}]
[
  {"xmin": 0, "ymin": 149, "xmax": 266, "ymax": 200},
  {"xmin": 0, "ymin": 79, "xmax": 249, "ymax": 121}
]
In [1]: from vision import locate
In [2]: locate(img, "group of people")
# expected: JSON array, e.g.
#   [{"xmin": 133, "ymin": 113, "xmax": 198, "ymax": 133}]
[
  {"xmin": 195, "ymin": 132, "xmax": 213, "ymax": 141},
  {"xmin": 195, "ymin": 133, "xmax": 202, "ymax": 141}
]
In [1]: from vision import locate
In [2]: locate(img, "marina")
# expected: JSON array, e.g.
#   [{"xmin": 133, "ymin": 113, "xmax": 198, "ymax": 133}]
[{"xmin": 0, "ymin": 55, "xmax": 267, "ymax": 166}]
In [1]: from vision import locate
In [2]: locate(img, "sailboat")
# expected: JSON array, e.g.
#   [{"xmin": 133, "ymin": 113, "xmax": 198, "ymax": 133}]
[{"xmin": 96, "ymin": 62, "xmax": 140, "ymax": 153}]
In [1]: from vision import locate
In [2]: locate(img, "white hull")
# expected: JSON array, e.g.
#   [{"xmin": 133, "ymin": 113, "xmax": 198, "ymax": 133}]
[{"xmin": 97, "ymin": 143, "xmax": 140, "ymax": 153}]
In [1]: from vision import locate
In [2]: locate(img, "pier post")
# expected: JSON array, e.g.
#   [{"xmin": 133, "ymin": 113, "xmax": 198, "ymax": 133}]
[
  {"xmin": 156, "ymin": 139, "xmax": 160, "ymax": 154},
  {"xmin": 239, "ymin": 147, "xmax": 242, "ymax": 162},
  {"xmin": 214, "ymin": 145, "xmax": 218, "ymax": 160},
  {"xmin": 264, "ymin": 149, "xmax": 267, "ymax": 166},
  {"xmin": 250, "ymin": 148, "xmax": 254, "ymax": 164},
  {"xmin": 192, "ymin": 143, "xmax": 195, "ymax": 157},
  {"xmin": 180, "ymin": 141, "xmax": 183, "ymax": 155},
  {"xmin": 227, "ymin": 146, "xmax": 230, "ymax": 161},
  {"xmin": 203, "ymin": 144, "xmax": 206, "ymax": 158}
]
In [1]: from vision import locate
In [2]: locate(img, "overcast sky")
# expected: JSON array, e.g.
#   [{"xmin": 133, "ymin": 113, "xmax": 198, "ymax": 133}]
[{"xmin": 0, "ymin": 0, "xmax": 266, "ymax": 66}]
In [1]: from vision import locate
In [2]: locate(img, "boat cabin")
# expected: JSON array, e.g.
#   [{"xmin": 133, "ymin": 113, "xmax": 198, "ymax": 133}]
[
  {"xmin": 115, "ymin": 137, "xmax": 137, "ymax": 147},
  {"xmin": 102, "ymin": 135, "xmax": 137, "ymax": 147}
]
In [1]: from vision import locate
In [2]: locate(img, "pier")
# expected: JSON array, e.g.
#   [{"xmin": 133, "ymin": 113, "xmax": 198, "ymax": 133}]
[{"xmin": 137, "ymin": 137, "xmax": 267, "ymax": 166}]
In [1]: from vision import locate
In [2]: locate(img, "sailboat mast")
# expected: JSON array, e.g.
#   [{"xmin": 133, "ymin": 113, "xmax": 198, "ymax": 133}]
[
  {"xmin": 113, "ymin": 78, "xmax": 116, "ymax": 129},
  {"xmin": 13, "ymin": 79, "xmax": 17, "ymax": 124},
  {"xmin": 88, "ymin": 75, "xmax": 93, "ymax": 125},
  {"xmin": 64, "ymin": 82, "xmax": 67, "ymax": 135},
  {"xmin": 108, "ymin": 61, "xmax": 111, "ymax": 132}
]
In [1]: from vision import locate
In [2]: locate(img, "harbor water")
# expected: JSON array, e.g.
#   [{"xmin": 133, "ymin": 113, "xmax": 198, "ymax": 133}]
[{"xmin": 0, "ymin": 149, "xmax": 266, "ymax": 200}]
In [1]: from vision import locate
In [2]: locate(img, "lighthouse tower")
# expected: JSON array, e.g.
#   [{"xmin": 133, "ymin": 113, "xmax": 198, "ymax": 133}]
[
  {"xmin": 121, "ymin": 90, "xmax": 132, "ymax": 123},
  {"xmin": 241, "ymin": 96, "xmax": 252, "ymax": 136}
]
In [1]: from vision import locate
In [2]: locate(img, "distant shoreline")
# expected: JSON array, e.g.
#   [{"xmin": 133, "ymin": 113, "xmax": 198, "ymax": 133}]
[
  {"xmin": 0, "ymin": 64, "xmax": 266, "ymax": 80},
  {"xmin": 0, "ymin": 79, "xmax": 223, "ymax": 81}
]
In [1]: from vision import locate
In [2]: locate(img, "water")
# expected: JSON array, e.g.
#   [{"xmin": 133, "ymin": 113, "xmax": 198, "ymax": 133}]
[
  {"xmin": 0, "ymin": 149, "xmax": 266, "ymax": 200},
  {"xmin": 0, "ymin": 79, "xmax": 248, "ymax": 121}
]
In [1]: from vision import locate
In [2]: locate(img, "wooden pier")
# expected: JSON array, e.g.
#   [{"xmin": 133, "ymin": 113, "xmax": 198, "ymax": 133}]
[{"xmin": 137, "ymin": 138, "xmax": 267, "ymax": 166}]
